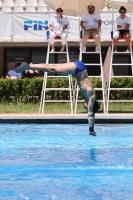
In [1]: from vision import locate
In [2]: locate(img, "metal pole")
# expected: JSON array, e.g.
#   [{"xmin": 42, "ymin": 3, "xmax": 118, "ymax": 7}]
[
  {"xmin": 129, "ymin": 0, "xmax": 133, "ymax": 75},
  {"xmin": 48, "ymin": 0, "xmax": 50, "ymax": 21},
  {"xmin": 65, "ymin": 0, "xmax": 73, "ymax": 113},
  {"xmin": 112, "ymin": 1, "xmax": 114, "ymax": 32},
  {"xmin": 78, "ymin": 0, "xmax": 82, "ymax": 61},
  {"xmin": 75, "ymin": 0, "xmax": 81, "ymax": 113},
  {"xmin": 66, "ymin": 0, "xmax": 68, "ymax": 39},
  {"xmin": 107, "ymin": 1, "xmax": 114, "ymax": 113},
  {"xmin": 130, "ymin": 0, "xmax": 132, "ymax": 37},
  {"xmin": 40, "ymin": 0, "xmax": 51, "ymax": 113}
]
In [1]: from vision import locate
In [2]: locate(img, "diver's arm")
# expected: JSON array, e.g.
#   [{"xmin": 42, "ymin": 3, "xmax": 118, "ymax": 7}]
[{"xmin": 87, "ymin": 93, "xmax": 96, "ymax": 136}]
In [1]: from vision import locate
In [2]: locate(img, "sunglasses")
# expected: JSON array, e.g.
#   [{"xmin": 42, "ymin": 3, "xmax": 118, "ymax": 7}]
[
  {"xmin": 120, "ymin": 12, "xmax": 125, "ymax": 14},
  {"xmin": 88, "ymin": 7, "xmax": 94, "ymax": 9},
  {"xmin": 56, "ymin": 9, "xmax": 63, "ymax": 12}
]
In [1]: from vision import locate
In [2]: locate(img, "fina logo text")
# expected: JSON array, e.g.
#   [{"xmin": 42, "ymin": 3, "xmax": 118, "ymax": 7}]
[{"xmin": 24, "ymin": 20, "xmax": 48, "ymax": 30}]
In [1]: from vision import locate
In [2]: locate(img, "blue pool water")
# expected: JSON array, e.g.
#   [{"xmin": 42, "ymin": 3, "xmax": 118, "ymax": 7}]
[{"xmin": 0, "ymin": 124, "xmax": 133, "ymax": 200}]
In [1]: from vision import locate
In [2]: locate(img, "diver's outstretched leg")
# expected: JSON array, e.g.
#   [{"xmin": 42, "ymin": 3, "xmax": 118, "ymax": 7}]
[
  {"xmin": 15, "ymin": 62, "xmax": 50, "ymax": 73},
  {"xmin": 15, "ymin": 62, "xmax": 30, "ymax": 73},
  {"xmin": 15, "ymin": 62, "xmax": 76, "ymax": 75}
]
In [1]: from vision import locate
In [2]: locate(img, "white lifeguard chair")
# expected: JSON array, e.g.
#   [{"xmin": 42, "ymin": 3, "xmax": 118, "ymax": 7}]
[
  {"xmin": 106, "ymin": 0, "xmax": 133, "ymax": 113},
  {"xmin": 74, "ymin": 0, "xmax": 106, "ymax": 114},
  {"xmin": 39, "ymin": 1, "xmax": 73, "ymax": 114},
  {"xmin": 74, "ymin": 34, "xmax": 105, "ymax": 113}
]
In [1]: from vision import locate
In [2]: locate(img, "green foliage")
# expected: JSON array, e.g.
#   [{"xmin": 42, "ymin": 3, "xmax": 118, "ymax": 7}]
[
  {"xmin": 0, "ymin": 78, "xmax": 42, "ymax": 103},
  {"xmin": 0, "ymin": 77, "xmax": 133, "ymax": 103},
  {"xmin": 110, "ymin": 78, "xmax": 133, "ymax": 100},
  {"xmin": 21, "ymin": 78, "xmax": 42, "ymax": 103}
]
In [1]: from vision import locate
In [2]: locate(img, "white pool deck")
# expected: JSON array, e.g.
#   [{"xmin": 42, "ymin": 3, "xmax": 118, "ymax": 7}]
[{"xmin": 0, "ymin": 113, "xmax": 133, "ymax": 123}]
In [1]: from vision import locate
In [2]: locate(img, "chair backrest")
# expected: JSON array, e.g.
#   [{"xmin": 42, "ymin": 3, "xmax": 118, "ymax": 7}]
[
  {"xmin": 15, "ymin": 0, "xmax": 26, "ymax": 7},
  {"xmin": 2, "ymin": 6, "xmax": 12, "ymax": 12},
  {"xmin": 38, "ymin": 0, "xmax": 47, "ymax": 7},
  {"xmin": 88, "ymin": 36, "xmax": 94, "ymax": 39},
  {"xmin": 14, "ymin": 6, "xmax": 24, "ymax": 12},
  {"xmin": 118, "ymin": 36, "xmax": 125, "ymax": 40},
  {"xmin": 55, "ymin": 36, "xmax": 61, "ymax": 39},
  {"xmin": 0, "ymin": 1, "xmax": 2, "ymax": 7},
  {"xmin": 37, "ymin": 6, "xmax": 47, "ymax": 13},
  {"xmin": 27, "ymin": 0, "xmax": 38, "ymax": 7},
  {"xmin": 3, "ymin": 0, "xmax": 14, "ymax": 7},
  {"xmin": 26, "ymin": 6, "xmax": 36, "ymax": 12}
]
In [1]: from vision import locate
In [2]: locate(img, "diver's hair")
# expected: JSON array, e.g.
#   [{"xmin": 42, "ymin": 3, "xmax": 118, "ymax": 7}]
[
  {"xmin": 119, "ymin": 6, "xmax": 127, "ymax": 13},
  {"xmin": 93, "ymin": 100, "xmax": 100, "ymax": 113}
]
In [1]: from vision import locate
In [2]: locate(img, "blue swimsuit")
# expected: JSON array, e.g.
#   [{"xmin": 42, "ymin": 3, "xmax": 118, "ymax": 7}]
[{"xmin": 73, "ymin": 60, "xmax": 86, "ymax": 75}]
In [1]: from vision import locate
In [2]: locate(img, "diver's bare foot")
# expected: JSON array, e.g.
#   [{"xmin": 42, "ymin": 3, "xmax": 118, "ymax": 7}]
[
  {"xmin": 29, "ymin": 62, "xmax": 33, "ymax": 67},
  {"xmin": 15, "ymin": 62, "xmax": 30, "ymax": 73},
  {"xmin": 88, "ymin": 131, "xmax": 96, "ymax": 136}
]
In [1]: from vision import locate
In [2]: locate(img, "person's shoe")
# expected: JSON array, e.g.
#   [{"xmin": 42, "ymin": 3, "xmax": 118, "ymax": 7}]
[
  {"xmin": 15, "ymin": 62, "xmax": 29, "ymax": 73},
  {"xmin": 60, "ymin": 48, "xmax": 64, "ymax": 52},
  {"xmin": 82, "ymin": 46, "xmax": 86, "ymax": 52},
  {"xmin": 50, "ymin": 48, "xmax": 55, "ymax": 53},
  {"xmin": 95, "ymin": 46, "xmax": 100, "ymax": 52},
  {"xmin": 89, "ymin": 131, "xmax": 96, "ymax": 136},
  {"xmin": 125, "ymin": 49, "xmax": 130, "ymax": 53}
]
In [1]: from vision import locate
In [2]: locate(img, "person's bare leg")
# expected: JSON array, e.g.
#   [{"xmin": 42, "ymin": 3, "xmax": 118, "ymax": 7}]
[
  {"xmin": 82, "ymin": 29, "xmax": 90, "ymax": 49},
  {"xmin": 51, "ymin": 44, "xmax": 55, "ymax": 51},
  {"xmin": 15, "ymin": 62, "xmax": 76, "ymax": 75},
  {"xmin": 113, "ymin": 39, "xmax": 118, "ymax": 51},
  {"xmin": 92, "ymin": 30, "xmax": 100, "ymax": 47},
  {"xmin": 61, "ymin": 44, "xmax": 65, "ymax": 52},
  {"xmin": 123, "ymin": 32, "xmax": 130, "ymax": 51}
]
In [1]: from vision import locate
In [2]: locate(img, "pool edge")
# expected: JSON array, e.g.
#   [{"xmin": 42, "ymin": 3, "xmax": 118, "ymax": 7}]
[{"xmin": 0, "ymin": 113, "xmax": 133, "ymax": 124}]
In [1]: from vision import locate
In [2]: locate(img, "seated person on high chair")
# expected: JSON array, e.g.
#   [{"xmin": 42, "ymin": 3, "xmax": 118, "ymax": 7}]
[
  {"xmin": 80, "ymin": 2, "xmax": 101, "ymax": 52},
  {"xmin": 48, "ymin": 7, "xmax": 68, "ymax": 53},
  {"xmin": 113, "ymin": 6, "xmax": 130, "ymax": 52}
]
